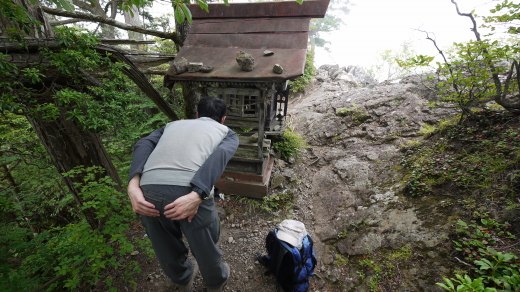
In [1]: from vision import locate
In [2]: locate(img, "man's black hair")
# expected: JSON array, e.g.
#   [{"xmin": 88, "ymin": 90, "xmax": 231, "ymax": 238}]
[{"xmin": 197, "ymin": 96, "xmax": 227, "ymax": 122}]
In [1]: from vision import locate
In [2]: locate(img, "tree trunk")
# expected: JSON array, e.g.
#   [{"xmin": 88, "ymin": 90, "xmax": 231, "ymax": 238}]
[
  {"xmin": 123, "ymin": 6, "xmax": 144, "ymax": 50},
  {"xmin": 26, "ymin": 106, "xmax": 122, "ymax": 229},
  {"xmin": 1, "ymin": 163, "xmax": 38, "ymax": 235},
  {"xmin": 175, "ymin": 15, "xmax": 200, "ymax": 118},
  {"xmin": 182, "ymin": 83, "xmax": 201, "ymax": 119},
  {"xmin": 2, "ymin": 0, "xmax": 124, "ymax": 230}
]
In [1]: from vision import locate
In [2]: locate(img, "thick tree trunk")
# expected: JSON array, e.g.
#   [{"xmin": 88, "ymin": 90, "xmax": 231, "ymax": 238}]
[
  {"xmin": 26, "ymin": 104, "xmax": 122, "ymax": 229},
  {"xmin": 182, "ymin": 83, "xmax": 201, "ymax": 119},
  {"xmin": 123, "ymin": 6, "xmax": 144, "ymax": 50}
]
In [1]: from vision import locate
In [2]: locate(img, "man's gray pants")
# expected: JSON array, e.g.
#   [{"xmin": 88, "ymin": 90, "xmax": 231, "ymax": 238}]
[{"xmin": 140, "ymin": 184, "xmax": 229, "ymax": 289}]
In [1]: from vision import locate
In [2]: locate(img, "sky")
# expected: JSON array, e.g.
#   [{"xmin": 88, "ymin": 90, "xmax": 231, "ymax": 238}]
[{"xmin": 314, "ymin": 0, "xmax": 496, "ymax": 71}]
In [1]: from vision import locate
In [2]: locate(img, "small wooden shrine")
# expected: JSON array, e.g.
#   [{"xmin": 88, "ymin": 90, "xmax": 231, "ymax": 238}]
[{"xmin": 164, "ymin": 0, "xmax": 329, "ymax": 197}]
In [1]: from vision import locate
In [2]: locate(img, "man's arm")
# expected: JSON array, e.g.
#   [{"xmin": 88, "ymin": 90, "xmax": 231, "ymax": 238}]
[
  {"xmin": 128, "ymin": 175, "xmax": 159, "ymax": 217},
  {"xmin": 127, "ymin": 127, "xmax": 165, "ymax": 181},
  {"xmin": 127, "ymin": 127, "xmax": 165, "ymax": 217},
  {"xmin": 190, "ymin": 129, "xmax": 239, "ymax": 196}
]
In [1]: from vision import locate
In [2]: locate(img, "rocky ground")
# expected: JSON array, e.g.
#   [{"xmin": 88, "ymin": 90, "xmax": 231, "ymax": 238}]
[{"xmin": 136, "ymin": 65, "xmax": 461, "ymax": 291}]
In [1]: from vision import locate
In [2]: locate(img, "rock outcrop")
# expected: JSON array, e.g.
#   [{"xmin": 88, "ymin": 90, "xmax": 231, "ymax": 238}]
[{"xmin": 276, "ymin": 66, "xmax": 457, "ymax": 290}]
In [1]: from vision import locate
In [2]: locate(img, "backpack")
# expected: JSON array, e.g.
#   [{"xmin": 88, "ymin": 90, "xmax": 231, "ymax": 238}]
[{"xmin": 258, "ymin": 228, "xmax": 317, "ymax": 292}]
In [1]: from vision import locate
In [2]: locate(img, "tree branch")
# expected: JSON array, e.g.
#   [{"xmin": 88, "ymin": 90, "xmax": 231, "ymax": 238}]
[
  {"xmin": 96, "ymin": 44, "xmax": 179, "ymax": 120},
  {"xmin": 41, "ymin": 6, "xmax": 178, "ymax": 41},
  {"xmin": 450, "ymin": 0, "xmax": 481, "ymax": 41},
  {"xmin": 99, "ymin": 39, "xmax": 155, "ymax": 45},
  {"xmin": 141, "ymin": 69, "xmax": 167, "ymax": 75},
  {"xmin": 450, "ymin": 0, "xmax": 513, "ymax": 110},
  {"xmin": 50, "ymin": 18, "xmax": 84, "ymax": 26},
  {"xmin": 418, "ymin": 29, "xmax": 461, "ymax": 94}
]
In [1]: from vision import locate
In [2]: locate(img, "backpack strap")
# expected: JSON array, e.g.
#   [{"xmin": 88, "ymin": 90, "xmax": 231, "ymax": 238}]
[{"xmin": 301, "ymin": 235, "xmax": 317, "ymax": 276}]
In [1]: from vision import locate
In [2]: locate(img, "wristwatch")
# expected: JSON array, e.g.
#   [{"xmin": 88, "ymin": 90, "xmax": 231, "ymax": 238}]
[{"xmin": 192, "ymin": 186, "xmax": 210, "ymax": 200}]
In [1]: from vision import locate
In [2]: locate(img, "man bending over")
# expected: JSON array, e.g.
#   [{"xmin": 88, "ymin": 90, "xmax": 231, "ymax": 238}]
[{"xmin": 127, "ymin": 96, "xmax": 239, "ymax": 291}]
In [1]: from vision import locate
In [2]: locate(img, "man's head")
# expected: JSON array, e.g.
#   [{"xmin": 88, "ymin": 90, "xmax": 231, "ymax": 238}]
[{"xmin": 197, "ymin": 96, "xmax": 227, "ymax": 124}]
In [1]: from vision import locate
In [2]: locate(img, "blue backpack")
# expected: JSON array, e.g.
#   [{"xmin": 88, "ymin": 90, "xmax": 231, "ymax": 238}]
[{"xmin": 258, "ymin": 229, "xmax": 317, "ymax": 292}]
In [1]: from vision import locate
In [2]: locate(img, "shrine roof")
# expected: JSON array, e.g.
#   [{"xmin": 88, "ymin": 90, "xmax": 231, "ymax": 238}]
[{"xmin": 164, "ymin": 0, "xmax": 329, "ymax": 86}]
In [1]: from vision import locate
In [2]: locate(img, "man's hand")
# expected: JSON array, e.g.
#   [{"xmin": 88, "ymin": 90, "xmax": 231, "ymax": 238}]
[
  {"xmin": 164, "ymin": 191, "xmax": 202, "ymax": 222},
  {"xmin": 127, "ymin": 176, "xmax": 159, "ymax": 217}
]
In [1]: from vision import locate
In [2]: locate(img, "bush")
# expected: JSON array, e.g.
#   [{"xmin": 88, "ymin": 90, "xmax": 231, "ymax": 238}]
[
  {"xmin": 273, "ymin": 128, "xmax": 307, "ymax": 161},
  {"xmin": 437, "ymin": 219, "xmax": 519, "ymax": 292},
  {"xmin": 1, "ymin": 167, "xmax": 137, "ymax": 291}
]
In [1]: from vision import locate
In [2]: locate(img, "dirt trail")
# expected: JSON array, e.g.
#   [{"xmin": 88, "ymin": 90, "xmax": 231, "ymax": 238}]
[{"xmin": 137, "ymin": 67, "xmax": 456, "ymax": 291}]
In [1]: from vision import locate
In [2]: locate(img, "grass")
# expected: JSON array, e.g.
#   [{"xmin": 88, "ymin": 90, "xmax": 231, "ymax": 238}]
[
  {"xmin": 399, "ymin": 111, "xmax": 520, "ymax": 290},
  {"xmin": 355, "ymin": 245, "xmax": 415, "ymax": 291},
  {"xmin": 335, "ymin": 104, "xmax": 371, "ymax": 125},
  {"xmin": 401, "ymin": 112, "xmax": 519, "ymax": 200},
  {"xmin": 273, "ymin": 128, "xmax": 307, "ymax": 161}
]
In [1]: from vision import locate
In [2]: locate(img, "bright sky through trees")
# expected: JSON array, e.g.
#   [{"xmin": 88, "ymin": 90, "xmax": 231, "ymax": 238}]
[{"xmin": 315, "ymin": 0, "xmax": 495, "ymax": 69}]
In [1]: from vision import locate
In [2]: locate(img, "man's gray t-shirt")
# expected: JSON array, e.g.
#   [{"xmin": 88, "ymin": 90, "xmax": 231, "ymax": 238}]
[{"xmin": 140, "ymin": 117, "xmax": 229, "ymax": 187}]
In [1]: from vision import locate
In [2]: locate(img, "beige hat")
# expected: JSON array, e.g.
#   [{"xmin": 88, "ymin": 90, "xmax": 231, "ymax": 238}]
[{"xmin": 275, "ymin": 219, "xmax": 308, "ymax": 249}]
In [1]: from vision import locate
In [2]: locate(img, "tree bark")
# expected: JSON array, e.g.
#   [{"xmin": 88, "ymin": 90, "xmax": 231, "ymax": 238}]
[
  {"xmin": 181, "ymin": 83, "xmax": 201, "ymax": 119},
  {"xmin": 25, "ymin": 107, "xmax": 122, "ymax": 229}
]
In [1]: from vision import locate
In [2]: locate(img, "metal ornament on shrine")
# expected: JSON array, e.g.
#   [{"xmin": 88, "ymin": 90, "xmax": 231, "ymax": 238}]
[{"xmin": 164, "ymin": 0, "xmax": 329, "ymax": 197}]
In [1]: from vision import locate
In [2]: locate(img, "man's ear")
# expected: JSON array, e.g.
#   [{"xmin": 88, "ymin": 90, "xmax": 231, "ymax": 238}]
[{"xmin": 220, "ymin": 116, "xmax": 226, "ymax": 124}]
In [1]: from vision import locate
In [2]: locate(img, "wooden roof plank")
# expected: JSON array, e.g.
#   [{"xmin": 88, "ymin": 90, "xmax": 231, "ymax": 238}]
[
  {"xmin": 189, "ymin": 18, "xmax": 311, "ymax": 34},
  {"xmin": 190, "ymin": 0, "xmax": 329, "ymax": 19}
]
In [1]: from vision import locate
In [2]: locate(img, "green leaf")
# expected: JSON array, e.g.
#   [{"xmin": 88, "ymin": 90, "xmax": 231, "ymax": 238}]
[
  {"xmin": 436, "ymin": 277, "xmax": 455, "ymax": 291},
  {"xmin": 296, "ymin": 0, "xmax": 304, "ymax": 4},
  {"xmin": 174, "ymin": 4, "xmax": 185, "ymax": 24},
  {"xmin": 197, "ymin": 0, "xmax": 209, "ymax": 13},
  {"xmin": 55, "ymin": 0, "xmax": 75, "ymax": 12},
  {"xmin": 180, "ymin": 3, "xmax": 192, "ymax": 24},
  {"xmin": 475, "ymin": 258, "xmax": 493, "ymax": 270}
]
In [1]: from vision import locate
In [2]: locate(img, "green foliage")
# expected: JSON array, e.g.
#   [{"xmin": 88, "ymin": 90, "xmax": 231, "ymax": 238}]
[
  {"xmin": 310, "ymin": 16, "xmax": 342, "ymax": 50},
  {"xmin": 1, "ymin": 26, "xmax": 169, "ymax": 290},
  {"xmin": 152, "ymin": 37, "xmax": 177, "ymax": 54},
  {"xmin": 356, "ymin": 245, "xmax": 414, "ymax": 291},
  {"xmin": 396, "ymin": 54, "xmax": 435, "ymax": 68},
  {"xmin": 418, "ymin": 123, "xmax": 438, "ymax": 137},
  {"xmin": 401, "ymin": 114, "xmax": 520, "ymax": 198},
  {"xmin": 453, "ymin": 219, "xmax": 514, "ymax": 262},
  {"xmin": 405, "ymin": 2, "xmax": 520, "ymax": 115},
  {"xmin": 1, "ymin": 167, "xmax": 136, "ymax": 291},
  {"xmin": 171, "ymin": 0, "xmax": 228, "ymax": 25},
  {"xmin": 334, "ymin": 253, "xmax": 349, "ymax": 267},
  {"xmin": 290, "ymin": 49, "xmax": 316, "ymax": 93},
  {"xmin": 0, "ymin": 0, "xmax": 39, "ymax": 41},
  {"xmin": 236, "ymin": 192, "xmax": 294, "ymax": 214},
  {"xmin": 273, "ymin": 128, "xmax": 307, "ymax": 161},
  {"xmin": 335, "ymin": 105, "xmax": 371, "ymax": 125},
  {"xmin": 260, "ymin": 192, "xmax": 294, "ymax": 213},
  {"xmin": 53, "ymin": 0, "xmax": 75, "ymax": 12},
  {"xmin": 486, "ymin": 0, "xmax": 520, "ymax": 35},
  {"xmin": 437, "ymin": 219, "xmax": 519, "ymax": 292},
  {"xmin": 434, "ymin": 40, "xmax": 509, "ymax": 115}
]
